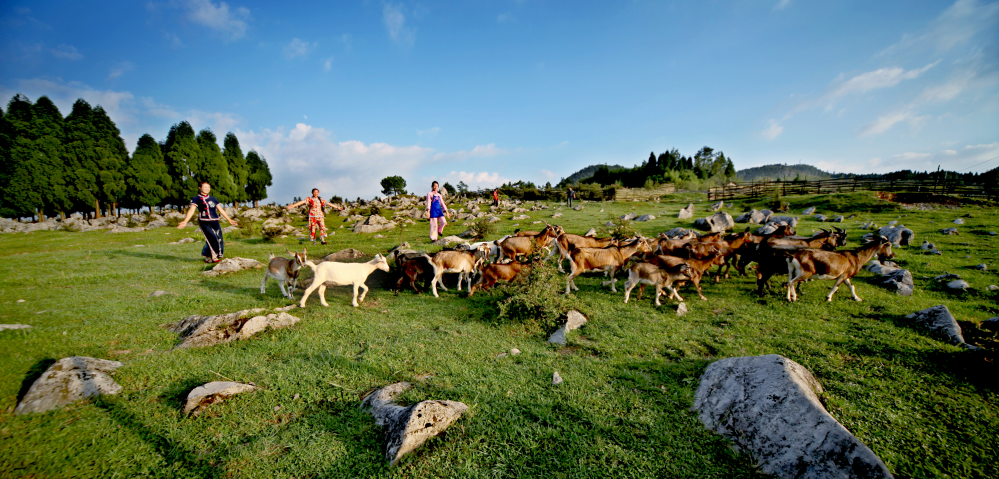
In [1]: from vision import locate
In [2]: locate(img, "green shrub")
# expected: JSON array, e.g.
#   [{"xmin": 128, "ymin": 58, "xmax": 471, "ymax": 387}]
[
  {"xmin": 467, "ymin": 216, "xmax": 496, "ymax": 239},
  {"xmin": 496, "ymin": 248, "xmax": 579, "ymax": 333},
  {"xmin": 602, "ymin": 217, "xmax": 638, "ymax": 240},
  {"xmin": 165, "ymin": 216, "xmax": 181, "ymax": 227}
]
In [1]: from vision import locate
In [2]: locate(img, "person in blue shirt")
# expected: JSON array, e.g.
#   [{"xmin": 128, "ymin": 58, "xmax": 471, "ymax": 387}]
[
  {"xmin": 424, "ymin": 181, "xmax": 451, "ymax": 241},
  {"xmin": 177, "ymin": 181, "xmax": 239, "ymax": 263}
]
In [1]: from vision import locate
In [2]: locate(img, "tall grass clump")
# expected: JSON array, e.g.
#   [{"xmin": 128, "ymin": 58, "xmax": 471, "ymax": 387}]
[
  {"xmin": 467, "ymin": 216, "xmax": 496, "ymax": 239},
  {"xmin": 496, "ymin": 249, "xmax": 579, "ymax": 333}
]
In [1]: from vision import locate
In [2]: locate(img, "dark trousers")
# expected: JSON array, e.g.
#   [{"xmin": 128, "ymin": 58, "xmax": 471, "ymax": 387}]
[
  {"xmin": 568, "ymin": 196, "xmax": 573, "ymax": 207},
  {"xmin": 199, "ymin": 221, "xmax": 224, "ymax": 259}
]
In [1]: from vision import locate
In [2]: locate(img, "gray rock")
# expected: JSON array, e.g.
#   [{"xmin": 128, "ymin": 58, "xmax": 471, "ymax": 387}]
[
  {"xmin": 548, "ymin": 309, "xmax": 588, "ymax": 345},
  {"xmin": 432, "ymin": 235, "xmax": 467, "ymax": 246},
  {"xmin": 604, "ymin": 221, "xmax": 615, "ymax": 228},
  {"xmin": 879, "ymin": 269, "xmax": 914, "ymax": 296},
  {"xmin": 361, "ymin": 382, "xmax": 468, "ymax": 465},
  {"xmin": 973, "ymin": 264, "xmax": 987, "ymax": 271},
  {"xmin": 184, "ymin": 381, "xmax": 257, "ymax": 416},
  {"xmin": 946, "ymin": 280, "xmax": 971, "ymax": 291},
  {"xmin": 635, "ymin": 214, "xmax": 655, "ymax": 222},
  {"xmin": 0, "ymin": 324, "xmax": 31, "ymax": 331},
  {"xmin": 802, "ymin": 206, "xmax": 816, "ymax": 215},
  {"xmin": 510, "ymin": 348, "xmax": 521, "ymax": 356},
  {"xmin": 148, "ymin": 290, "xmax": 172, "ymax": 297},
  {"xmin": 934, "ymin": 273, "xmax": 962, "ymax": 282},
  {"xmin": 552, "ymin": 212, "xmax": 563, "ymax": 219},
  {"xmin": 710, "ymin": 201, "xmax": 724, "ymax": 211},
  {"xmin": 202, "ymin": 257, "xmax": 264, "ymax": 277},
  {"xmin": 735, "ymin": 209, "xmax": 768, "ymax": 224},
  {"xmin": 146, "ymin": 219, "xmax": 168, "ymax": 228},
  {"xmin": 864, "ymin": 260, "xmax": 899, "ymax": 276},
  {"xmin": 920, "ymin": 240, "xmax": 935, "ymax": 250},
  {"xmin": 662, "ymin": 227, "xmax": 691, "ymax": 238},
  {"xmin": 906, "ymin": 305, "xmax": 966, "ymax": 345},
  {"xmin": 692, "ymin": 355, "xmax": 892, "ymax": 479},
  {"xmin": 15, "ymin": 357, "xmax": 124, "ymax": 414},
  {"xmin": 573, "ymin": 206, "xmax": 584, "ymax": 211},
  {"xmin": 813, "ymin": 214, "xmax": 828, "ymax": 222},
  {"xmin": 511, "ymin": 214, "xmax": 530, "ymax": 220},
  {"xmin": 769, "ymin": 216, "xmax": 799, "ymax": 227},
  {"xmin": 887, "ymin": 220, "xmax": 898, "ymax": 226},
  {"xmin": 693, "ymin": 211, "xmax": 736, "ymax": 233},
  {"xmin": 940, "ymin": 227, "xmax": 959, "ymax": 235},
  {"xmin": 676, "ymin": 302, "xmax": 688, "ymax": 316},
  {"xmin": 552, "ymin": 372, "xmax": 563, "ymax": 386},
  {"xmin": 170, "ymin": 237, "xmax": 195, "ymax": 245},
  {"xmin": 929, "ymin": 249, "xmax": 943, "ymax": 255},
  {"xmin": 981, "ymin": 317, "xmax": 999, "ymax": 332},
  {"xmin": 989, "ymin": 231, "xmax": 997, "ymax": 236},
  {"xmin": 487, "ymin": 216, "xmax": 502, "ymax": 223},
  {"xmin": 621, "ymin": 213, "xmax": 637, "ymax": 221},
  {"xmin": 830, "ymin": 215, "xmax": 844, "ymax": 223},
  {"xmin": 989, "ymin": 285, "xmax": 999, "ymax": 291},
  {"xmin": 869, "ymin": 225, "xmax": 915, "ymax": 246},
  {"xmin": 678, "ymin": 203, "xmax": 695, "ymax": 220},
  {"xmin": 584, "ymin": 228, "xmax": 597, "ymax": 237},
  {"xmin": 323, "ymin": 248, "xmax": 365, "ymax": 262},
  {"xmin": 953, "ymin": 218, "xmax": 965, "ymax": 225},
  {"xmin": 354, "ymin": 215, "xmax": 397, "ymax": 234},
  {"xmin": 166, "ymin": 309, "xmax": 301, "ymax": 348}
]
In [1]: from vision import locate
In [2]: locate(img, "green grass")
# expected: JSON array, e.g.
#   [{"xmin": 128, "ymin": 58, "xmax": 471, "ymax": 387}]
[{"xmin": 1, "ymin": 193, "xmax": 997, "ymax": 478}]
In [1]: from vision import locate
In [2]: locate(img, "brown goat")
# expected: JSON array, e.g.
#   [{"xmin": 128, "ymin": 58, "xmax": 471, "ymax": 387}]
[
  {"xmin": 565, "ymin": 238, "xmax": 652, "ymax": 294},
  {"xmin": 394, "ymin": 254, "xmax": 433, "ymax": 295},
  {"xmin": 645, "ymin": 253, "xmax": 725, "ymax": 301},
  {"xmin": 622, "ymin": 261, "xmax": 691, "ymax": 306},
  {"xmin": 469, "ymin": 261, "xmax": 528, "ymax": 295},
  {"xmin": 550, "ymin": 233, "xmax": 617, "ymax": 272},
  {"xmin": 786, "ymin": 235, "xmax": 894, "ymax": 302},
  {"xmin": 498, "ymin": 224, "xmax": 563, "ymax": 262}
]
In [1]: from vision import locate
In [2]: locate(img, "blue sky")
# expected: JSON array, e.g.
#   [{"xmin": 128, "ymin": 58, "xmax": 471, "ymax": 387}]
[{"xmin": 2, "ymin": 0, "xmax": 997, "ymax": 201}]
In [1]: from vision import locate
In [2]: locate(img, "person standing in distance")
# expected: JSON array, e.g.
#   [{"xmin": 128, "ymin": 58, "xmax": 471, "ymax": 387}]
[
  {"xmin": 492, "ymin": 189, "xmax": 499, "ymax": 207},
  {"xmin": 567, "ymin": 187, "xmax": 575, "ymax": 208},
  {"xmin": 287, "ymin": 188, "xmax": 343, "ymax": 245},
  {"xmin": 425, "ymin": 181, "xmax": 451, "ymax": 241},
  {"xmin": 177, "ymin": 181, "xmax": 239, "ymax": 263}
]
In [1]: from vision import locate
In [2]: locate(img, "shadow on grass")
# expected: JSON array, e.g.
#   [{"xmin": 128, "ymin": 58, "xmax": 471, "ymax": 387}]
[
  {"xmin": 114, "ymin": 250, "xmax": 196, "ymax": 263},
  {"xmin": 16, "ymin": 358, "xmax": 57, "ymax": 403}
]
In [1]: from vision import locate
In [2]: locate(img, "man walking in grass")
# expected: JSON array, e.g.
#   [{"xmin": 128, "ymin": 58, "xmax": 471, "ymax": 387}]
[{"xmin": 177, "ymin": 181, "xmax": 239, "ymax": 263}]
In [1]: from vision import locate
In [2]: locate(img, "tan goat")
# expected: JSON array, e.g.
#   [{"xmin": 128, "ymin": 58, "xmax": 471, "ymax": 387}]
[
  {"xmin": 622, "ymin": 262, "xmax": 691, "ymax": 306},
  {"xmin": 786, "ymin": 235, "xmax": 894, "ymax": 302},
  {"xmin": 565, "ymin": 237, "xmax": 652, "ymax": 294},
  {"xmin": 645, "ymin": 253, "xmax": 725, "ymax": 301},
  {"xmin": 497, "ymin": 224, "xmax": 563, "ymax": 262},
  {"xmin": 550, "ymin": 233, "xmax": 616, "ymax": 272},
  {"xmin": 260, "ymin": 248, "xmax": 307, "ymax": 299},
  {"xmin": 430, "ymin": 244, "xmax": 489, "ymax": 297},
  {"xmin": 469, "ymin": 260, "xmax": 528, "ymax": 296}
]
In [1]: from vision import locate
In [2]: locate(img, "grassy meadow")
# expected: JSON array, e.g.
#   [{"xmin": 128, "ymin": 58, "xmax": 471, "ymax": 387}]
[{"xmin": 0, "ymin": 192, "xmax": 997, "ymax": 478}]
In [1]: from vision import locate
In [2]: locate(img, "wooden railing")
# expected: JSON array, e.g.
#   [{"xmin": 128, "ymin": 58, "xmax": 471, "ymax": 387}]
[{"xmin": 707, "ymin": 178, "xmax": 996, "ymax": 201}]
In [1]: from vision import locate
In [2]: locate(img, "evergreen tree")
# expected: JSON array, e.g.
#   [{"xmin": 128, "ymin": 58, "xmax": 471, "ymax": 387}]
[
  {"xmin": 2, "ymin": 95, "xmax": 43, "ymax": 219},
  {"xmin": 197, "ymin": 128, "xmax": 237, "ymax": 202},
  {"xmin": 63, "ymin": 99, "xmax": 101, "ymax": 216},
  {"xmin": 245, "ymin": 150, "xmax": 272, "ymax": 207},
  {"xmin": 31, "ymin": 97, "xmax": 71, "ymax": 219},
  {"xmin": 0, "ymin": 105, "xmax": 11, "ymax": 217},
  {"xmin": 223, "ymin": 132, "xmax": 248, "ymax": 205},
  {"xmin": 91, "ymin": 106, "xmax": 129, "ymax": 216},
  {"xmin": 643, "ymin": 151, "xmax": 659, "ymax": 177},
  {"xmin": 163, "ymin": 121, "xmax": 202, "ymax": 207},
  {"xmin": 724, "ymin": 158, "xmax": 737, "ymax": 179},
  {"xmin": 124, "ymin": 134, "xmax": 171, "ymax": 211}
]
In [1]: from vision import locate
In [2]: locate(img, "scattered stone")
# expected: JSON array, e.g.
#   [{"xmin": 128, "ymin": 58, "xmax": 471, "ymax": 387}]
[
  {"xmin": 432, "ymin": 236, "xmax": 467, "ymax": 246},
  {"xmin": 496, "ymin": 352, "xmax": 507, "ymax": 359},
  {"xmin": 693, "ymin": 211, "xmax": 736, "ymax": 233},
  {"xmin": 988, "ymin": 231, "xmax": 997, "ymax": 236},
  {"xmin": 573, "ymin": 206, "xmax": 584, "ymax": 211},
  {"xmin": 662, "ymin": 227, "xmax": 691, "ymax": 238},
  {"xmin": 323, "ymin": 248, "xmax": 365, "ymax": 262},
  {"xmin": 16, "ymin": 299, "xmax": 25, "ymax": 303},
  {"xmin": 953, "ymin": 218, "xmax": 964, "ymax": 225},
  {"xmin": 865, "ymin": 225, "xmax": 915, "ymax": 246},
  {"xmin": 710, "ymin": 201, "xmax": 724, "ymax": 211},
  {"xmin": 981, "ymin": 317, "xmax": 999, "ymax": 332},
  {"xmin": 583, "ymin": 228, "xmax": 597, "ymax": 237},
  {"xmin": 906, "ymin": 305, "xmax": 967, "ymax": 346},
  {"xmin": 604, "ymin": 221, "xmax": 615, "ymax": 228},
  {"xmin": 184, "ymin": 381, "xmax": 257, "ymax": 416},
  {"xmin": 929, "ymin": 249, "xmax": 943, "ymax": 255},
  {"xmin": 988, "ymin": 285, "xmax": 999, "ymax": 291},
  {"xmin": 692, "ymin": 355, "xmax": 892, "ymax": 479},
  {"xmin": 511, "ymin": 214, "xmax": 530, "ymax": 220},
  {"xmin": 202, "ymin": 257, "xmax": 264, "ymax": 277},
  {"xmin": 940, "ymin": 227, "xmax": 959, "ymax": 235},
  {"xmin": 294, "ymin": 393, "xmax": 300, "ymax": 400},
  {"xmin": 813, "ymin": 214, "xmax": 828, "ymax": 222},
  {"xmin": 510, "ymin": 348, "xmax": 521, "ymax": 356},
  {"xmin": 361, "ymin": 382, "xmax": 468, "ymax": 465},
  {"xmin": 145, "ymin": 219, "xmax": 168, "ymax": 228},
  {"xmin": 165, "ymin": 309, "xmax": 301, "ymax": 348},
  {"xmin": 354, "ymin": 215, "xmax": 397, "ymax": 234},
  {"xmin": 920, "ymin": 240, "xmax": 935, "ymax": 250},
  {"xmin": 973, "ymin": 264, "xmax": 987, "ymax": 271},
  {"xmin": 768, "ymin": 215, "xmax": 799, "ymax": 227},
  {"xmin": 552, "ymin": 212, "xmax": 563, "ymax": 219},
  {"xmin": 148, "ymin": 290, "xmax": 172, "ymax": 298},
  {"xmin": 934, "ymin": 273, "xmax": 962, "ymax": 282},
  {"xmin": 621, "ymin": 213, "xmax": 637, "ymax": 221},
  {"xmin": 676, "ymin": 302, "xmax": 688, "ymax": 316},
  {"xmin": 552, "ymin": 372, "xmax": 563, "ymax": 386},
  {"xmin": 887, "ymin": 220, "xmax": 897, "ymax": 226},
  {"xmin": 735, "ymin": 210, "xmax": 768, "ymax": 224},
  {"xmin": 830, "ymin": 215, "xmax": 844, "ymax": 223},
  {"xmin": 15, "ymin": 357, "xmax": 124, "ymax": 414},
  {"xmin": 879, "ymin": 269, "xmax": 914, "ymax": 296},
  {"xmin": 635, "ymin": 214, "xmax": 655, "ymax": 222},
  {"xmin": 0, "ymin": 324, "xmax": 31, "ymax": 331},
  {"xmin": 170, "ymin": 237, "xmax": 196, "ymax": 245},
  {"xmin": 946, "ymin": 280, "xmax": 971, "ymax": 291},
  {"xmin": 548, "ymin": 310, "xmax": 588, "ymax": 345},
  {"xmin": 802, "ymin": 206, "xmax": 816, "ymax": 215},
  {"xmin": 864, "ymin": 260, "xmax": 899, "ymax": 276},
  {"xmin": 677, "ymin": 203, "xmax": 695, "ymax": 219}
]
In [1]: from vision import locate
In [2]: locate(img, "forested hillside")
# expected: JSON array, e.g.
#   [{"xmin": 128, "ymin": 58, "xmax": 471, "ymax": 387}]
[
  {"xmin": 0, "ymin": 94, "xmax": 272, "ymax": 220},
  {"xmin": 736, "ymin": 163, "xmax": 834, "ymax": 181},
  {"xmin": 558, "ymin": 147, "xmax": 737, "ymax": 190}
]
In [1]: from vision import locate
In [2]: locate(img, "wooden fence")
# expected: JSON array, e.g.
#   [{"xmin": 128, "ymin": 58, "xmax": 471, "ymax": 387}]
[
  {"xmin": 614, "ymin": 184, "xmax": 676, "ymax": 201},
  {"xmin": 707, "ymin": 177, "xmax": 996, "ymax": 201}
]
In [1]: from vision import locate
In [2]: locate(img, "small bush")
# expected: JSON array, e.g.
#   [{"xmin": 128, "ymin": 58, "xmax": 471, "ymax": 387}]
[
  {"xmin": 496, "ymin": 247, "xmax": 579, "ymax": 333},
  {"xmin": 467, "ymin": 216, "xmax": 496, "ymax": 239},
  {"xmin": 165, "ymin": 216, "xmax": 181, "ymax": 227},
  {"xmin": 603, "ymin": 217, "xmax": 638, "ymax": 240}
]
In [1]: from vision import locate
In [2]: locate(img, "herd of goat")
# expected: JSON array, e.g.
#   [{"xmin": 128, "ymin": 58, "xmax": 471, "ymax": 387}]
[{"xmin": 261, "ymin": 222, "xmax": 896, "ymax": 307}]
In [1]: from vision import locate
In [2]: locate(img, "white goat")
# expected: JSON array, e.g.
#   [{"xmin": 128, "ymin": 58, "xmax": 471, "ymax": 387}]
[
  {"xmin": 299, "ymin": 254, "xmax": 390, "ymax": 307},
  {"xmin": 260, "ymin": 248, "xmax": 307, "ymax": 299}
]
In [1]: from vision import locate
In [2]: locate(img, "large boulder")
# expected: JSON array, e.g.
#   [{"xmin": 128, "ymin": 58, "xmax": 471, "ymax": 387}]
[
  {"xmin": 547, "ymin": 310, "xmax": 588, "ymax": 345},
  {"xmin": 661, "ymin": 227, "xmax": 692, "ymax": 238},
  {"xmin": 802, "ymin": 206, "xmax": 816, "ymax": 215},
  {"xmin": 677, "ymin": 203, "xmax": 695, "ymax": 220},
  {"xmin": 240, "ymin": 208, "xmax": 267, "ymax": 220},
  {"xmin": 166, "ymin": 309, "xmax": 301, "ymax": 348},
  {"xmin": 621, "ymin": 213, "xmax": 637, "ymax": 221},
  {"xmin": 634, "ymin": 214, "xmax": 655, "ymax": 222},
  {"xmin": 184, "ymin": 381, "xmax": 257, "ymax": 416},
  {"xmin": 867, "ymin": 225, "xmax": 915, "ymax": 246},
  {"xmin": 879, "ymin": 269, "xmax": 914, "ymax": 296},
  {"xmin": 15, "ymin": 357, "xmax": 124, "ymax": 414},
  {"xmin": 693, "ymin": 211, "xmax": 736, "ymax": 233},
  {"xmin": 735, "ymin": 210, "xmax": 768, "ymax": 224},
  {"xmin": 362, "ymin": 382, "xmax": 468, "ymax": 465},
  {"xmin": 261, "ymin": 217, "xmax": 296, "ymax": 237},
  {"xmin": 202, "ymin": 257, "xmax": 264, "ymax": 277},
  {"xmin": 905, "ymin": 305, "xmax": 966, "ymax": 346},
  {"xmin": 354, "ymin": 215, "xmax": 397, "ymax": 234},
  {"xmin": 323, "ymin": 248, "xmax": 366, "ymax": 262},
  {"xmin": 710, "ymin": 201, "xmax": 724, "ymax": 211},
  {"xmin": 692, "ymin": 355, "xmax": 893, "ymax": 479}
]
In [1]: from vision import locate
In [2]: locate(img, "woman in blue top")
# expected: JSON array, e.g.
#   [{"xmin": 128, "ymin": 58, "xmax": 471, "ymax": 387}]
[
  {"xmin": 177, "ymin": 181, "xmax": 239, "ymax": 263},
  {"xmin": 424, "ymin": 181, "xmax": 451, "ymax": 241}
]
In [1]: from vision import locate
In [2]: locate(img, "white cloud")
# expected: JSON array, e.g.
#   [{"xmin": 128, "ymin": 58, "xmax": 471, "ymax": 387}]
[
  {"xmin": 773, "ymin": 0, "xmax": 792, "ymax": 12},
  {"xmin": 426, "ymin": 171, "xmax": 513, "ymax": 191},
  {"xmin": 430, "ymin": 143, "xmax": 503, "ymax": 162},
  {"xmin": 857, "ymin": 109, "xmax": 930, "ymax": 137},
  {"xmin": 417, "ymin": 127, "xmax": 440, "ymax": 136},
  {"xmin": 540, "ymin": 169, "xmax": 554, "ymax": 179},
  {"xmin": 185, "ymin": 0, "xmax": 250, "ymax": 41},
  {"xmin": 322, "ymin": 55, "xmax": 333, "ymax": 72},
  {"xmin": 788, "ymin": 62, "xmax": 939, "ymax": 117},
  {"xmin": 341, "ymin": 33, "xmax": 353, "ymax": 52},
  {"xmin": 283, "ymin": 38, "xmax": 316, "ymax": 59},
  {"xmin": 0, "ymin": 78, "xmax": 136, "ymax": 126},
  {"xmin": 50, "ymin": 44, "xmax": 82, "ymax": 60},
  {"xmin": 141, "ymin": 97, "xmax": 180, "ymax": 118},
  {"xmin": 187, "ymin": 110, "xmax": 242, "ymax": 133},
  {"xmin": 107, "ymin": 61, "xmax": 134, "ymax": 80},
  {"xmin": 879, "ymin": 0, "xmax": 999, "ymax": 56},
  {"xmin": 760, "ymin": 119, "xmax": 784, "ymax": 140},
  {"xmin": 383, "ymin": 3, "xmax": 415, "ymax": 47},
  {"xmin": 814, "ymin": 143, "xmax": 999, "ymax": 175}
]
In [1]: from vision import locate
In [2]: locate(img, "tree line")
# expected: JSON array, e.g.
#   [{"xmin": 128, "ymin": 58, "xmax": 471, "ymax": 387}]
[
  {"xmin": 0, "ymin": 94, "xmax": 273, "ymax": 220},
  {"xmin": 560, "ymin": 146, "xmax": 737, "ymax": 190}
]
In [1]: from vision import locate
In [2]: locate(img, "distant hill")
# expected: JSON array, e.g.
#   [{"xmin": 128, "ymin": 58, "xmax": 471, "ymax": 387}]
[
  {"xmin": 737, "ymin": 164, "xmax": 834, "ymax": 181},
  {"xmin": 562, "ymin": 164, "xmax": 626, "ymax": 184}
]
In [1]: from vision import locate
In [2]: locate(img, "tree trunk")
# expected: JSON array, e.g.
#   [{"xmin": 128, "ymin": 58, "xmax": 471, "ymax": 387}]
[
  {"xmin": 94, "ymin": 199, "xmax": 102, "ymax": 218},
  {"xmin": 114, "ymin": 202, "xmax": 119, "ymax": 218},
  {"xmin": 254, "ymin": 199, "xmax": 259, "ymax": 208},
  {"xmin": 59, "ymin": 210, "xmax": 66, "ymax": 221},
  {"xmin": 36, "ymin": 208, "xmax": 45, "ymax": 222}
]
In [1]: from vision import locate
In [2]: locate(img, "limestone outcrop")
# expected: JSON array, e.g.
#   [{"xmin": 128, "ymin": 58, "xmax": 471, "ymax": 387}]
[
  {"xmin": 166, "ymin": 309, "xmax": 301, "ymax": 348},
  {"xmin": 362, "ymin": 382, "xmax": 468, "ymax": 465},
  {"xmin": 16, "ymin": 357, "xmax": 124, "ymax": 414}
]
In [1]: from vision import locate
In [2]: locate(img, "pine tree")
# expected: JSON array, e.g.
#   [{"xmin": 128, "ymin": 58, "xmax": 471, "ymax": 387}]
[
  {"xmin": 245, "ymin": 150, "xmax": 272, "ymax": 207},
  {"xmin": 163, "ymin": 121, "xmax": 202, "ymax": 207},
  {"xmin": 196, "ymin": 128, "xmax": 237, "ymax": 202},
  {"xmin": 223, "ymin": 132, "xmax": 248, "ymax": 205},
  {"xmin": 63, "ymin": 99, "xmax": 101, "ymax": 216},
  {"xmin": 30, "ymin": 97, "xmax": 71, "ymax": 219},
  {"xmin": 91, "ymin": 106, "xmax": 129, "ymax": 216},
  {"xmin": 0, "ymin": 105, "xmax": 11, "ymax": 218},
  {"xmin": 124, "ymin": 134, "xmax": 171, "ymax": 211},
  {"xmin": 724, "ymin": 158, "xmax": 737, "ymax": 179},
  {"xmin": 2, "ymin": 95, "xmax": 43, "ymax": 219}
]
